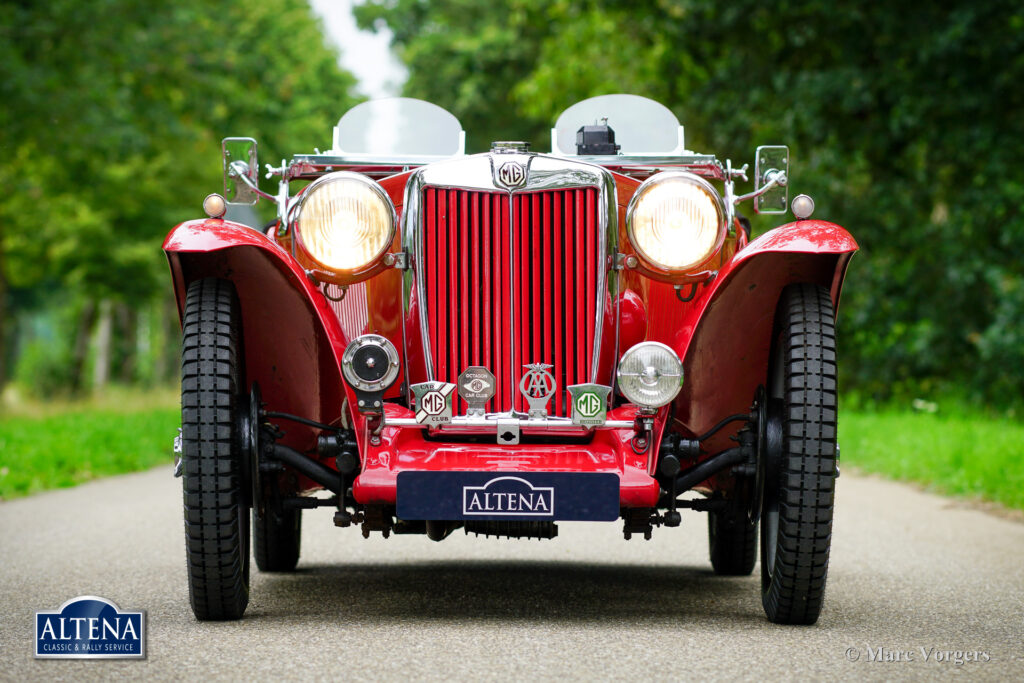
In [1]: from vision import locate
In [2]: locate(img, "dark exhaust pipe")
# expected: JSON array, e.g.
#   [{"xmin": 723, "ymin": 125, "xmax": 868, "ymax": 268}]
[
  {"xmin": 269, "ymin": 444, "xmax": 343, "ymax": 494},
  {"xmin": 674, "ymin": 447, "xmax": 746, "ymax": 494}
]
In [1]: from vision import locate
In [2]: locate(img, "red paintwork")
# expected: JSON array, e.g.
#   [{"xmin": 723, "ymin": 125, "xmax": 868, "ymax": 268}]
[
  {"xmin": 654, "ymin": 220, "xmax": 857, "ymax": 479},
  {"xmin": 165, "ymin": 189, "xmax": 855, "ymax": 504},
  {"xmin": 617, "ymin": 289, "xmax": 648, "ymax": 353},
  {"xmin": 164, "ymin": 219, "xmax": 364, "ymax": 492},
  {"xmin": 353, "ymin": 404, "xmax": 660, "ymax": 507}
]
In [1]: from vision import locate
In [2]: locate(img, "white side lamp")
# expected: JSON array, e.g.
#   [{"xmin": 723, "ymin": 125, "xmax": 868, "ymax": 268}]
[
  {"xmin": 791, "ymin": 194, "xmax": 815, "ymax": 220},
  {"xmin": 203, "ymin": 193, "xmax": 227, "ymax": 219}
]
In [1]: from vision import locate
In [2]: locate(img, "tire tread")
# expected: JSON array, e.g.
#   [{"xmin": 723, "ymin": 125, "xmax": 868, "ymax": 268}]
[
  {"xmin": 181, "ymin": 278, "xmax": 249, "ymax": 621},
  {"xmin": 762, "ymin": 284, "xmax": 837, "ymax": 625}
]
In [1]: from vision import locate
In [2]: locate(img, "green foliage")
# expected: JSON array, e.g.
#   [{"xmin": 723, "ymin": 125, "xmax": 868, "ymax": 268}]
[
  {"xmin": 0, "ymin": 0, "xmax": 359, "ymax": 301},
  {"xmin": 13, "ymin": 340, "xmax": 73, "ymax": 399},
  {"xmin": 359, "ymin": 0, "xmax": 1024, "ymax": 406},
  {"xmin": 0, "ymin": 406, "xmax": 180, "ymax": 499}
]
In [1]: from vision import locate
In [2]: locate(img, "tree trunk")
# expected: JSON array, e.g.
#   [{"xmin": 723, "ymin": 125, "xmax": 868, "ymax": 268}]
[
  {"xmin": 70, "ymin": 299, "xmax": 98, "ymax": 395},
  {"xmin": 0, "ymin": 224, "xmax": 8, "ymax": 388},
  {"xmin": 116, "ymin": 302, "xmax": 138, "ymax": 384},
  {"xmin": 92, "ymin": 299, "xmax": 113, "ymax": 390},
  {"xmin": 155, "ymin": 292, "xmax": 181, "ymax": 385}
]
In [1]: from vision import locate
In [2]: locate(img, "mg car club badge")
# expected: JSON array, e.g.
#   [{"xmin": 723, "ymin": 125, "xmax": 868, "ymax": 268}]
[
  {"xmin": 458, "ymin": 366, "xmax": 496, "ymax": 416},
  {"xmin": 411, "ymin": 382, "xmax": 456, "ymax": 425},
  {"xmin": 567, "ymin": 384, "xmax": 612, "ymax": 427},
  {"xmin": 519, "ymin": 362, "xmax": 557, "ymax": 418}
]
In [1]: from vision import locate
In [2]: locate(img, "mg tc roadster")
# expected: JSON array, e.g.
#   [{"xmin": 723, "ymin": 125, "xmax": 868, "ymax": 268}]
[{"xmin": 165, "ymin": 95, "xmax": 857, "ymax": 624}]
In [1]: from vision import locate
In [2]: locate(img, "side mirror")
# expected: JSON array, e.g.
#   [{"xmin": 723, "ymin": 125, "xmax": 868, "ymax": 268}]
[
  {"xmin": 753, "ymin": 145, "xmax": 789, "ymax": 214},
  {"xmin": 222, "ymin": 137, "xmax": 259, "ymax": 205}
]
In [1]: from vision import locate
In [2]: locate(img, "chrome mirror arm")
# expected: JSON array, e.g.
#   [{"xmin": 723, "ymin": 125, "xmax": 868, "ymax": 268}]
[
  {"xmin": 228, "ymin": 161, "xmax": 278, "ymax": 203},
  {"xmin": 724, "ymin": 160, "xmax": 737, "ymax": 229},
  {"xmin": 733, "ymin": 169, "xmax": 787, "ymax": 205}
]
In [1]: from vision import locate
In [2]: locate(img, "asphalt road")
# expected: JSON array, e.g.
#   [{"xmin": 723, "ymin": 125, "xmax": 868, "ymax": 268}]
[{"xmin": 2, "ymin": 467, "xmax": 1022, "ymax": 681}]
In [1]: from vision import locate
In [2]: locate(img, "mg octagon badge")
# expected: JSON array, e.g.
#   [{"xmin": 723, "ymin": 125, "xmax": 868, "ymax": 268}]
[{"xmin": 497, "ymin": 160, "xmax": 526, "ymax": 188}]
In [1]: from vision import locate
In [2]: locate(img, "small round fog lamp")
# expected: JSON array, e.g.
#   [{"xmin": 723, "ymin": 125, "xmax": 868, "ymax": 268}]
[
  {"xmin": 791, "ymin": 194, "xmax": 815, "ymax": 220},
  {"xmin": 616, "ymin": 342, "xmax": 683, "ymax": 410},
  {"xmin": 203, "ymin": 193, "xmax": 227, "ymax": 219}
]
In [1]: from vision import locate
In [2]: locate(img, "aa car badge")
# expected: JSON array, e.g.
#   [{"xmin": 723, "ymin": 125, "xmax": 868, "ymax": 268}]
[
  {"xmin": 567, "ymin": 384, "xmax": 611, "ymax": 427},
  {"xmin": 497, "ymin": 160, "xmax": 526, "ymax": 188},
  {"xmin": 458, "ymin": 366, "xmax": 496, "ymax": 417},
  {"xmin": 519, "ymin": 362, "xmax": 557, "ymax": 418},
  {"xmin": 411, "ymin": 381, "xmax": 456, "ymax": 426}
]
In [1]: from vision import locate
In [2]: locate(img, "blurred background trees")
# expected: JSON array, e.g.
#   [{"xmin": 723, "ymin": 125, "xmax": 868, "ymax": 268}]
[
  {"xmin": 1, "ymin": 0, "xmax": 1020, "ymax": 409},
  {"xmin": 0, "ymin": 0, "xmax": 358, "ymax": 396},
  {"xmin": 357, "ymin": 0, "xmax": 1024, "ymax": 407}
]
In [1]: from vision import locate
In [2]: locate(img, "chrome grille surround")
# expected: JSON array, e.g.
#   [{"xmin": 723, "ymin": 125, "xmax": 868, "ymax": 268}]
[{"xmin": 399, "ymin": 153, "xmax": 619, "ymax": 416}]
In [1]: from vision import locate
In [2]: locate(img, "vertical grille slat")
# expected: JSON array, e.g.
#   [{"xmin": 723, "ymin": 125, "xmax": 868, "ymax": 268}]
[
  {"xmin": 422, "ymin": 186, "xmax": 599, "ymax": 417},
  {"xmin": 552, "ymin": 192, "xmax": 564, "ymax": 416}
]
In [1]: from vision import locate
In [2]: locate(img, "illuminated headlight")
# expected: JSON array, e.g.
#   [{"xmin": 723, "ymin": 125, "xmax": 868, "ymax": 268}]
[
  {"xmin": 294, "ymin": 172, "xmax": 396, "ymax": 277},
  {"xmin": 341, "ymin": 334, "xmax": 400, "ymax": 392},
  {"xmin": 617, "ymin": 342, "xmax": 683, "ymax": 409},
  {"xmin": 626, "ymin": 172, "xmax": 726, "ymax": 274}
]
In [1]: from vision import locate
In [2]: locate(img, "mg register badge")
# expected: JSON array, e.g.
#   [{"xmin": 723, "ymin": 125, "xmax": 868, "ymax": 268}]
[{"xmin": 567, "ymin": 384, "xmax": 611, "ymax": 426}]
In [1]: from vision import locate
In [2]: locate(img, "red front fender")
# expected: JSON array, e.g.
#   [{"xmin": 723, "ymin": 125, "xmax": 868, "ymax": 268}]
[
  {"xmin": 672, "ymin": 220, "xmax": 858, "ymax": 438},
  {"xmin": 164, "ymin": 219, "xmax": 361, "ymax": 464}
]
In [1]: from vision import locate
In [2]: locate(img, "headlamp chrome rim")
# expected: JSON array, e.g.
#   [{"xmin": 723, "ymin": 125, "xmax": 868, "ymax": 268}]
[
  {"xmin": 616, "ymin": 341, "xmax": 684, "ymax": 410},
  {"xmin": 341, "ymin": 334, "xmax": 401, "ymax": 392},
  {"xmin": 625, "ymin": 171, "xmax": 727, "ymax": 277},
  {"xmin": 292, "ymin": 171, "xmax": 397, "ymax": 284}
]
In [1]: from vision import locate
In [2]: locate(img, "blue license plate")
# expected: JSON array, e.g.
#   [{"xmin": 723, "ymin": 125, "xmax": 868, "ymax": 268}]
[{"xmin": 396, "ymin": 471, "xmax": 620, "ymax": 521}]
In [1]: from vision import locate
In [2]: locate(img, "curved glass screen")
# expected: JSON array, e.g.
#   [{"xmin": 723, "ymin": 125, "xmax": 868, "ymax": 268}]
[
  {"xmin": 334, "ymin": 97, "xmax": 463, "ymax": 156},
  {"xmin": 553, "ymin": 94, "xmax": 681, "ymax": 155}
]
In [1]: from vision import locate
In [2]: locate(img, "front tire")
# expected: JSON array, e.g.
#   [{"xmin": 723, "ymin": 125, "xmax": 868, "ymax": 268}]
[
  {"xmin": 760, "ymin": 283, "xmax": 838, "ymax": 625},
  {"xmin": 181, "ymin": 278, "xmax": 250, "ymax": 620}
]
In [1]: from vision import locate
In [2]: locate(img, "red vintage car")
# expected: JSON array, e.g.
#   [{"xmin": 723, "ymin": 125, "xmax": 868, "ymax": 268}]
[{"xmin": 165, "ymin": 95, "xmax": 856, "ymax": 624}]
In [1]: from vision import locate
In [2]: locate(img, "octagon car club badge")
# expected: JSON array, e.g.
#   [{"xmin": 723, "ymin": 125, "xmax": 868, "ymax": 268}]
[
  {"xmin": 458, "ymin": 366, "xmax": 496, "ymax": 416},
  {"xmin": 567, "ymin": 383, "xmax": 611, "ymax": 427},
  {"xmin": 411, "ymin": 381, "xmax": 456, "ymax": 426},
  {"xmin": 496, "ymin": 160, "xmax": 527, "ymax": 188}
]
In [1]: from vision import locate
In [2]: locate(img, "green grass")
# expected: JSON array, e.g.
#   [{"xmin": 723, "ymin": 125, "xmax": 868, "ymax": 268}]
[
  {"xmin": 842, "ymin": 408, "xmax": 1024, "ymax": 510},
  {"xmin": 0, "ymin": 404, "xmax": 180, "ymax": 500}
]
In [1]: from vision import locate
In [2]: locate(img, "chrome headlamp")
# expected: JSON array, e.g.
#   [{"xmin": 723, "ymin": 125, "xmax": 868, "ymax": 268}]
[
  {"xmin": 626, "ymin": 171, "xmax": 726, "ymax": 275},
  {"xmin": 616, "ymin": 342, "xmax": 683, "ymax": 410},
  {"xmin": 294, "ymin": 171, "xmax": 396, "ymax": 281}
]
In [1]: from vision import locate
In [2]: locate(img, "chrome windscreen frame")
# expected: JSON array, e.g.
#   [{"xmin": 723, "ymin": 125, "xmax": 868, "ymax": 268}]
[{"xmin": 398, "ymin": 152, "xmax": 619, "ymax": 414}]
